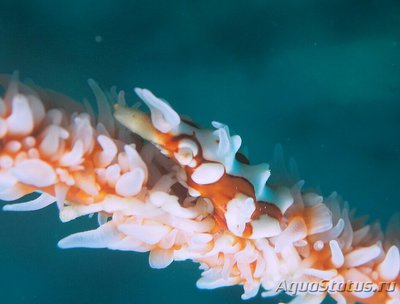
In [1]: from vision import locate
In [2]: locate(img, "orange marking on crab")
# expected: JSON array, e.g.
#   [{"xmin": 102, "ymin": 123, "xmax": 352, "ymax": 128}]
[{"xmin": 156, "ymin": 133, "xmax": 282, "ymax": 229}]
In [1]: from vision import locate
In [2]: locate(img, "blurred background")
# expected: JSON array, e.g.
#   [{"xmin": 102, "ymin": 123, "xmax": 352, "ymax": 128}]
[{"xmin": 0, "ymin": 0, "xmax": 399, "ymax": 303}]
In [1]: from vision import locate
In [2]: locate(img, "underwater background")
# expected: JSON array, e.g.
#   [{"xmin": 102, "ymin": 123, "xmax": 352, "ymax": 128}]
[{"xmin": 0, "ymin": 0, "xmax": 400, "ymax": 303}]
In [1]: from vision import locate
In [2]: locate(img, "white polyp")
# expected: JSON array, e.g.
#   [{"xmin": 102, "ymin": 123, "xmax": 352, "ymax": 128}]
[
  {"xmin": 134, "ymin": 88, "xmax": 180, "ymax": 133},
  {"xmin": 55, "ymin": 183, "xmax": 69, "ymax": 210},
  {"xmin": 191, "ymin": 233, "xmax": 212, "ymax": 244},
  {"xmin": 27, "ymin": 148, "xmax": 40, "ymax": 159},
  {"xmin": 27, "ymin": 148, "xmax": 40, "ymax": 158},
  {"xmin": 59, "ymin": 140, "xmax": 84, "ymax": 167},
  {"xmin": 253, "ymin": 254, "xmax": 266, "ymax": 279},
  {"xmin": 97, "ymin": 213, "xmax": 109, "ymax": 226},
  {"xmin": 241, "ymin": 279, "xmax": 260, "ymax": 300},
  {"xmin": 88, "ymin": 79, "xmax": 115, "ymax": 137},
  {"xmin": 205, "ymin": 234, "xmax": 240, "ymax": 257},
  {"xmin": 0, "ymin": 171, "xmax": 17, "ymax": 191},
  {"xmin": 284, "ymin": 293, "xmax": 325, "ymax": 304},
  {"xmin": 71, "ymin": 113, "xmax": 95, "ymax": 154},
  {"xmin": 352, "ymin": 225, "xmax": 370, "ymax": 246},
  {"xmin": 186, "ymin": 186, "xmax": 200, "ymax": 197},
  {"xmin": 275, "ymin": 217, "xmax": 307, "ymax": 252},
  {"xmin": 172, "ymin": 216, "xmax": 214, "ymax": 234},
  {"xmin": 0, "ymin": 183, "xmax": 29, "ymax": 201},
  {"xmin": 0, "ymin": 155, "xmax": 13, "ymax": 169},
  {"xmin": 105, "ymin": 164, "xmax": 121, "ymax": 187},
  {"xmin": 344, "ymin": 243, "xmax": 381, "ymax": 267},
  {"xmin": 139, "ymin": 143, "xmax": 157, "ymax": 165},
  {"xmin": 339, "ymin": 207, "xmax": 353, "ymax": 252},
  {"xmin": 117, "ymin": 89, "xmax": 126, "ymax": 106},
  {"xmin": 313, "ymin": 218, "xmax": 345, "ymax": 243},
  {"xmin": 12, "ymin": 158, "xmax": 56, "ymax": 187},
  {"xmin": 23, "ymin": 136, "xmax": 36, "ymax": 148},
  {"xmin": 149, "ymin": 248, "xmax": 175, "ymax": 269},
  {"xmin": 46, "ymin": 109, "xmax": 63, "ymax": 125},
  {"xmin": 235, "ymin": 242, "xmax": 258, "ymax": 263},
  {"xmin": 149, "ymin": 191, "xmax": 198, "ymax": 219},
  {"xmin": 58, "ymin": 222, "xmax": 122, "ymax": 249},
  {"xmin": 124, "ymin": 144, "xmax": 148, "ymax": 181},
  {"xmin": 174, "ymin": 147, "xmax": 193, "ymax": 166},
  {"xmin": 60, "ymin": 203, "xmax": 103, "ymax": 222},
  {"xmin": 302, "ymin": 192, "xmax": 324, "ymax": 207},
  {"xmin": 220, "ymin": 255, "xmax": 235, "ymax": 279},
  {"xmin": 96, "ymin": 122, "xmax": 110, "ymax": 138},
  {"xmin": 313, "ymin": 240, "xmax": 324, "ymax": 251},
  {"xmin": 74, "ymin": 170, "xmax": 100, "ymax": 197},
  {"xmin": 158, "ymin": 229, "xmax": 178, "ymax": 250},
  {"xmin": 26, "ymin": 95, "xmax": 45, "ymax": 128},
  {"xmin": 108, "ymin": 236, "xmax": 152, "ymax": 252},
  {"xmin": 115, "ymin": 169, "xmax": 145, "ymax": 197},
  {"xmin": 196, "ymin": 269, "xmax": 239, "ymax": 290},
  {"xmin": 261, "ymin": 289, "xmax": 281, "ymax": 298},
  {"xmin": 5, "ymin": 140, "xmax": 21, "ymax": 153},
  {"xmin": 95, "ymin": 135, "xmax": 118, "ymax": 167},
  {"xmin": 303, "ymin": 268, "xmax": 337, "ymax": 280},
  {"xmin": 231, "ymin": 134, "xmax": 242, "ymax": 158},
  {"xmin": 39, "ymin": 125, "xmax": 69, "ymax": 157},
  {"xmin": 329, "ymin": 240, "xmax": 344, "ymax": 268},
  {"xmin": 178, "ymin": 138, "xmax": 199, "ymax": 157},
  {"xmin": 3, "ymin": 192, "xmax": 55, "ymax": 211},
  {"xmin": 118, "ymin": 222, "xmax": 170, "ymax": 245},
  {"xmin": 194, "ymin": 198, "xmax": 214, "ymax": 216},
  {"xmin": 188, "ymin": 159, "xmax": 197, "ymax": 168},
  {"xmin": 55, "ymin": 168, "xmax": 75, "ymax": 186},
  {"xmin": 212, "ymin": 123, "xmax": 229, "ymax": 155},
  {"xmin": 352, "ymin": 288, "xmax": 377, "ymax": 299},
  {"xmin": 6, "ymin": 94, "xmax": 34, "ymax": 136},
  {"xmin": 211, "ymin": 121, "xmax": 242, "ymax": 164},
  {"xmin": 280, "ymin": 243, "xmax": 301, "ymax": 271},
  {"xmin": 15, "ymin": 151, "xmax": 28, "ymax": 163},
  {"xmin": 306, "ymin": 203, "xmax": 333, "ymax": 235},
  {"xmin": 95, "ymin": 167, "xmax": 107, "ymax": 185},
  {"xmin": 255, "ymin": 239, "xmax": 280, "ymax": 280},
  {"xmin": 250, "ymin": 214, "xmax": 282, "ymax": 239},
  {"xmin": 225, "ymin": 194, "xmax": 255, "ymax": 236},
  {"xmin": 151, "ymin": 174, "xmax": 176, "ymax": 192},
  {"xmin": 191, "ymin": 163, "xmax": 225, "ymax": 185},
  {"xmin": 377, "ymin": 245, "xmax": 400, "ymax": 281}
]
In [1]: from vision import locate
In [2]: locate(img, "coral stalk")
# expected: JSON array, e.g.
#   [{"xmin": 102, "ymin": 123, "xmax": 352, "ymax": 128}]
[{"xmin": 0, "ymin": 80, "xmax": 399, "ymax": 304}]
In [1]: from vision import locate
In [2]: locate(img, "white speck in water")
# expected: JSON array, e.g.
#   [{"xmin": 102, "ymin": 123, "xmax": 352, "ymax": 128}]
[{"xmin": 95, "ymin": 35, "xmax": 103, "ymax": 43}]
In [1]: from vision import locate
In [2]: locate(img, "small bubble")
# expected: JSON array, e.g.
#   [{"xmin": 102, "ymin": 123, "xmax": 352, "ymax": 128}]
[{"xmin": 95, "ymin": 35, "xmax": 103, "ymax": 43}]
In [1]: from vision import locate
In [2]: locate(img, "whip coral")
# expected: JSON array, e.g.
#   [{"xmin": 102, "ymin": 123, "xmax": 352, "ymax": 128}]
[{"xmin": 0, "ymin": 78, "xmax": 399, "ymax": 304}]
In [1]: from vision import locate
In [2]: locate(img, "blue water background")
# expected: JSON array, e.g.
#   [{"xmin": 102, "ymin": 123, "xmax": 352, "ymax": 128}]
[{"xmin": 0, "ymin": 1, "xmax": 399, "ymax": 303}]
